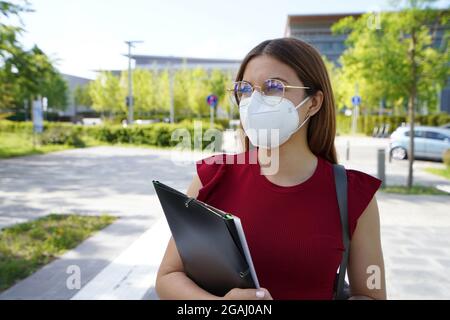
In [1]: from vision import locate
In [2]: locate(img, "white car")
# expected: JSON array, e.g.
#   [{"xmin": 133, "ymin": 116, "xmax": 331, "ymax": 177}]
[{"xmin": 389, "ymin": 126, "xmax": 450, "ymax": 161}]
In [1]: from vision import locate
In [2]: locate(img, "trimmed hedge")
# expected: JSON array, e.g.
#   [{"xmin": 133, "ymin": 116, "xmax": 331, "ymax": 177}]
[
  {"xmin": 0, "ymin": 120, "xmax": 224, "ymax": 150},
  {"xmin": 2, "ymin": 112, "xmax": 449, "ymax": 149},
  {"xmin": 86, "ymin": 121, "xmax": 224, "ymax": 149},
  {"xmin": 41, "ymin": 127, "xmax": 85, "ymax": 147}
]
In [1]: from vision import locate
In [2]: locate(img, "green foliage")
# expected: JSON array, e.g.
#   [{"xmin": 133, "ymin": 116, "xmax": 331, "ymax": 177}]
[
  {"xmin": 86, "ymin": 67, "xmax": 234, "ymax": 122},
  {"xmin": 0, "ymin": 119, "xmax": 226, "ymax": 152},
  {"xmin": 87, "ymin": 120, "xmax": 224, "ymax": 150},
  {"xmin": 41, "ymin": 71, "xmax": 69, "ymax": 111},
  {"xmin": 0, "ymin": 1, "xmax": 69, "ymax": 113},
  {"xmin": 40, "ymin": 126, "xmax": 85, "ymax": 147},
  {"xmin": 73, "ymin": 84, "xmax": 92, "ymax": 107},
  {"xmin": 331, "ymin": 2, "xmax": 449, "ymax": 114},
  {"xmin": 89, "ymin": 71, "xmax": 126, "ymax": 116},
  {"xmin": 443, "ymin": 149, "xmax": 450, "ymax": 167}
]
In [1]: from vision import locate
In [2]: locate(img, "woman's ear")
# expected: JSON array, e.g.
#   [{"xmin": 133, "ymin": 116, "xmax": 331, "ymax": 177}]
[{"xmin": 308, "ymin": 90, "xmax": 324, "ymax": 117}]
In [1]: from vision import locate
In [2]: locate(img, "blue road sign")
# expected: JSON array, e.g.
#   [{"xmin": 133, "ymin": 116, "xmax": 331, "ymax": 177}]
[
  {"xmin": 352, "ymin": 95, "xmax": 361, "ymax": 106},
  {"xmin": 207, "ymin": 95, "xmax": 218, "ymax": 108}
]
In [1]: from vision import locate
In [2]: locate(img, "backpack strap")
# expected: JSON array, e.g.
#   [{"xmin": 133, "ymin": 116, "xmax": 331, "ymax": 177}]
[{"xmin": 333, "ymin": 164, "xmax": 350, "ymax": 300}]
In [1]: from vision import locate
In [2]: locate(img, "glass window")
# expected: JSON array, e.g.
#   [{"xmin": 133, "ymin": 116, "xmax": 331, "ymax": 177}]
[
  {"xmin": 426, "ymin": 131, "xmax": 449, "ymax": 141},
  {"xmin": 404, "ymin": 130, "xmax": 425, "ymax": 138}
]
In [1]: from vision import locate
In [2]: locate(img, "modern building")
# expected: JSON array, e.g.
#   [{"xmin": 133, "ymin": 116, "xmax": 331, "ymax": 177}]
[
  {"xmin": 61, "ymin": 74, "xmax": 93, "ymax": 118},
  {"xmin": 107, "ymin": 55, "xmax": 241, "ymax": 76},
  {"xmin": 285, "ymin": 13, "xmax": 362, "ymax": 65},
  {"xmin": 285, "ymin": 12, "xmax": 449, "ymax": 114},
  {"xmin": 133, "ymin": 55, "xmax": 241, "ymax": 72}
]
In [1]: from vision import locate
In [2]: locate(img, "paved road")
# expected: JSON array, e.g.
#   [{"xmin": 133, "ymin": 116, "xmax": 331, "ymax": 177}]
[
  {"xmin": 0, "ymin": 147, "xmax": 205, "ymax": 229},
  {"xmin": 335, "ymin": 136, "xmax": 450, "ymax": 189},
  {"xmin": 0, "ymin": 139, "xmax": 449, "ymax": 300}
]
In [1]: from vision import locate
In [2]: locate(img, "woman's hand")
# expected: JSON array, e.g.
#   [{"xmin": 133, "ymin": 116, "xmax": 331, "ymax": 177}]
[{"xmin": 222, "ymin": 288, "xmax": 273, "ymax": 300}]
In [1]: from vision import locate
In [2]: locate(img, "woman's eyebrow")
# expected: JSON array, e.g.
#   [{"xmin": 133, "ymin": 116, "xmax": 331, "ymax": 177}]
[
  {"xmin": 269, "ymin": 77, "xmax": 289, "ymax": 83},
  {"xmin": 241, "ymin": 77, "xmax": 290, "ymax": 85}
]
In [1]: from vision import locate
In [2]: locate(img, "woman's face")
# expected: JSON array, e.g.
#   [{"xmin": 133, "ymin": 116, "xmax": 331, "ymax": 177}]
[{"xmin": 242, "ymin": 55, "xmax": 311, "ymax": 118}]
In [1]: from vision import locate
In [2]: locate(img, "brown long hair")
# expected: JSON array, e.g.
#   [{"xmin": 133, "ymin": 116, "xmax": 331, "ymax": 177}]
[{"xmin": 236, "ymin": 38, "xmax": 337, "ymax": 164}]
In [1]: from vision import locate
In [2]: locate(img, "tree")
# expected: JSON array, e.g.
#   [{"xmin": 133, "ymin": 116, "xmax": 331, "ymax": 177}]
[
  {"xmin": 333, "ymin": 1, "xmax": 449, "ymax": 188},
  {"xmin": 188, "ymin": 67, "xmax": 209, "ymax": 117},
  {"xmin": 120, "ymin": 69, "xmax": 158, "ymax": 117},
  {"xmin": 1, "ymin": 1, "xmax": 68, "ymax": 115},
  {"xmin": 0, "ymin": 1, "xmax": 29, "ymax": 110},
  {"xmin": 74, "ymin": 84, "xmax": 92, "ymax": 108},
  {"xmin": 73, "ymin": 84, "xmax": 92, "ymax": 119},
  {"xmin": 155, "ymin": 69, "xmax": 171, "ymax": 115},
  {"xmin": 41, "ymin": 71, "xmax": 68, "ymax": 111},
  {"xmin": 89, "ymin": 71, "xmax": 126, "ymax": 118},
  {"xmin": 208, "ymin": 69, "xmax": 234, "ymax": 119},
  {"xmin": 173, "ymin": 65, "xmax": 192, "ymax": 118}
]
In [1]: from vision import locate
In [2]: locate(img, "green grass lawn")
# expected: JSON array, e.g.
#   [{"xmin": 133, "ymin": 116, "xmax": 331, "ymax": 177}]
[
  {"xmin": 424, "ymin": 167, "xmax": 450, "ymax": 180},
  {"xmin": 0, "ymin": 214, "xmax": 117, "ymax": 292},
  {"xmin": 381, "ymin": 185, "xmax": 449, "ymax": 195},
  {"xmin": 0, "ymin": 132, "xmax": 73, "ymax": 158}
]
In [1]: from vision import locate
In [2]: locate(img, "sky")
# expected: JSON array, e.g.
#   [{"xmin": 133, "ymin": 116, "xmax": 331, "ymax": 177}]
[{"xmin": 13, "ymin": 0, "xmax": 449, "ymax": 79}]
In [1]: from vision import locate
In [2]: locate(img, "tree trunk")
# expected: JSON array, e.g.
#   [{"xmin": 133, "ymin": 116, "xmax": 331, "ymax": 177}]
[
  {"xmin": 407, "ymin": 90, "xmax": 415, "ymax": 189},
  {"xmin": 407, "ymin": 29, "xmax": 418, "ymax": 189}
]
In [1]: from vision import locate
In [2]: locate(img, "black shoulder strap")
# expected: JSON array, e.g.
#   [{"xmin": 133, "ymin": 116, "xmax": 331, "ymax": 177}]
[{"xmin": 333, "ymin": 164, "xmax": 350, "ymax": 300}]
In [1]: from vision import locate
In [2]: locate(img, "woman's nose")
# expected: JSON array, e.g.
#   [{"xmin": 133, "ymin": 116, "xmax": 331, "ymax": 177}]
[{"xmin": 252, "ymin": 85, "xmax": 263, "ymax": 93}]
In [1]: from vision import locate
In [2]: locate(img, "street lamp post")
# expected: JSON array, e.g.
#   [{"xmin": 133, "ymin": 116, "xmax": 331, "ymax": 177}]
[
  {"xmin": 169, "ymin": 64, "xmax": 175, "ymax": 124},
  {"xmin": 125, "ymin": 40, "xmax": 143, "ymax": 125}
]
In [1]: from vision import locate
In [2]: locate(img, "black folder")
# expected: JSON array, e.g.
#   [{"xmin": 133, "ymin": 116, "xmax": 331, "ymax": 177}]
[{"xmin": 153, "ymin": 180, "xmax": 259, "ymax": 297}]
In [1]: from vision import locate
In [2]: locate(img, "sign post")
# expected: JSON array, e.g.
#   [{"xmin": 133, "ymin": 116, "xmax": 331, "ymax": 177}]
[
  {"xmin": 32, "ymin": 97, "xmax": 44, "ymax": 148},
  {"xmin": 351, "ymin": 95, "xmax": 361, "ymax": 135},
  {"xmin": 206, "ymin": 95, "xmax": 219, "ymax": 128}
]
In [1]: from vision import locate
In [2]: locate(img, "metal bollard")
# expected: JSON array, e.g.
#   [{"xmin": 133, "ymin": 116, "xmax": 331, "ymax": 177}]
[
  {"xmin": 377, "ymin": 149, "xmax": 386, "ymax": 188},
  {"xmin": 346, "ymin": 140, "xmax": 350, "ymax": 161}
]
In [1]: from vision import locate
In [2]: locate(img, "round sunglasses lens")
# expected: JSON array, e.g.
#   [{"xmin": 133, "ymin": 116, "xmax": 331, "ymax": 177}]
[
  {"xmin": 263, "ymin": 79, "xmax": 284, "ymax": 105},
  {"xmin": 229, "ymin": 82, "xmax": 253, "ymax": 106}
]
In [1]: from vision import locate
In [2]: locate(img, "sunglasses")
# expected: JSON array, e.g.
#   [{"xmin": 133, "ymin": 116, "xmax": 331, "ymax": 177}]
[{"xmin": 227, "ymin": 78, "xmax": 310, "ymax": 107}]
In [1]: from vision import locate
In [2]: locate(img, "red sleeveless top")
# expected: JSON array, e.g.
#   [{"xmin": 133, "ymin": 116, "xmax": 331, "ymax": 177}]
[{"xmin": 196, "ymin": 149, "xmax": 381, "ymax": 300}]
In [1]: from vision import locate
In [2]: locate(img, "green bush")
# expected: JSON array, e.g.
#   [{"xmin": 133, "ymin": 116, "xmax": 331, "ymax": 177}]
[
  {"xmin": 80, "ymin": 121, "xmax": 224, "ymax": 150},
  {"xmin": 443, "ymin": 149, "xmax": 450, "ymax": 167},
  {"xmin": 40, "ymin": 127, "xmax": 85, "ymax": 147}
]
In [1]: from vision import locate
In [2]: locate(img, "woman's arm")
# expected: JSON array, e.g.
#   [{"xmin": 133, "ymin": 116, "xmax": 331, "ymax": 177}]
[
  {"xmin": 347, "ymin": 196, "xmax": 387, "ymax": 300},
  {"xmin": 155, "ymin": 174, "xmax": 272, "ymax": 300}
]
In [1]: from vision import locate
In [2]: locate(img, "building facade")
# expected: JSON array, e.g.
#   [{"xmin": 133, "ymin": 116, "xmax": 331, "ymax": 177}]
[
  {"xmin": 131, "ymin": 55, "xmax": 241, "ymax": 72},
  {"xmin": 61, "ymin": 74, "xmax": 92, "ymax": 118}
]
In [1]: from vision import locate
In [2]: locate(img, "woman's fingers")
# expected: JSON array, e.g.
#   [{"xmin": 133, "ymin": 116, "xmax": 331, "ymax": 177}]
[{"xmin": 223, "ymin": 288, "xmax": 273, "ymax": 300}]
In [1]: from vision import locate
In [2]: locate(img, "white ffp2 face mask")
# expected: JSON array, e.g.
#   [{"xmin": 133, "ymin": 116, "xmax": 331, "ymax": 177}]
[{"xmin": 239, "ymin": 91, "xmax": 311, "ymax": 149}]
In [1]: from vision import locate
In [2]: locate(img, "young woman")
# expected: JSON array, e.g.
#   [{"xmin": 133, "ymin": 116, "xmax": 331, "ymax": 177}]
[{"xmin": 156, "ymin": 38, "xmax": 386, "ymax": 300}]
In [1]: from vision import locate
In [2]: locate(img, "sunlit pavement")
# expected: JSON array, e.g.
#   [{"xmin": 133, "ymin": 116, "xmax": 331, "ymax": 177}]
[{"xmin": 0, "ymin": 136, "xmax": 449, "ymax": 299}]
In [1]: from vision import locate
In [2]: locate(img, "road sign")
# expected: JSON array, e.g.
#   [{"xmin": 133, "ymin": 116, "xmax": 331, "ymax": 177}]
[
  {"xmin": 352, "ymin": 95, "xmax": 361, "ymax": 106},
  {"xmin": 207, "ymin": 95, "xmax": 218, "ymax": 108},
  {"xmin": 32, "ymin": 99, "xmax": 44, "ymax": 134}
]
